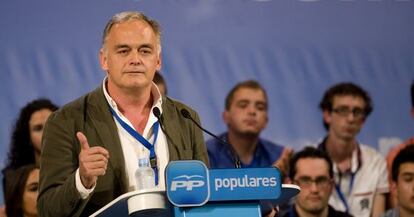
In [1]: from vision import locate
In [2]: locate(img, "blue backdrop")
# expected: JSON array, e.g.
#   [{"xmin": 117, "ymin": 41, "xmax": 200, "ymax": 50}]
[{"xmin": 1, "ymin": 0, "xmax": 413, "ymax": 203}]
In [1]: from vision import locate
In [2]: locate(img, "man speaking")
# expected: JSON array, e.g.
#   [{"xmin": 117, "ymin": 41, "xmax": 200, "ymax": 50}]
[{"xmin": 38, "ymin": 11, "xmax": 208, "ymax": 217}]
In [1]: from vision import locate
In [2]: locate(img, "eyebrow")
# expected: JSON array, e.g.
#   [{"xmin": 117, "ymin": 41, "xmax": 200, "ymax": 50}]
[
  {"xmin": 139, "ymin": 43, "xmax": 154, "ymax": 49},
  {"xmin": 114, "ymin": 43, "xmax": 154, "ymax": 50},
  {"xmin": 400, "ymin": 172, "xmax": 414, "ymax": 176},
  {"xmin": 297, "ymin": 176, "xmax": 329, "ymax": 179},
  {"xmin": 114, "ymin": 44, "xmax": 130, "ymax": 50}
]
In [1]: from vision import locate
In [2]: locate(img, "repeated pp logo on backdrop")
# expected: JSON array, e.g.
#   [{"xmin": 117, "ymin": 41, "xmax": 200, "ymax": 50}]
[{"xmin": 166, "ymin": 161, "xmax": 210, "ymax": 207}]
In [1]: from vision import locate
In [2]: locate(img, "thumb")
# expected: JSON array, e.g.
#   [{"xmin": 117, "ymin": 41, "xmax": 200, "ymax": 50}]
[
  {"xmin": 281, "ymin": 147, "xmax": 293, "ymax": 158},
  {"xmin": 76, "ymin": 132, "xmax": 90, "ymax": 150}
]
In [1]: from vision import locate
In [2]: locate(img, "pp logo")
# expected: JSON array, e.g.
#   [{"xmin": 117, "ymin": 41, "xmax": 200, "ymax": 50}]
[
  {"xmin": 166, "ymin": 161, "xmax": 210, "ymax": 207},
  {"xmin": 171, "ymin": 175, "xmax": 205, "ymax": 191}
]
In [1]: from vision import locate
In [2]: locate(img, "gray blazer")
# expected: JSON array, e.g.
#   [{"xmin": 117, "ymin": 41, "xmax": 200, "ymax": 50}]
[{"xmin": 38, "ymin": 85, "xmax": 209, "ymax": 217}]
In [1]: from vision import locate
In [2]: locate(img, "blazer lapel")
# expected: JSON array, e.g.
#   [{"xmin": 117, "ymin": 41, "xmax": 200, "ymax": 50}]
[
  {"xmin": 161, "ymin": 97, "xmax": 185, "ymax": 161},
  {"xmin": 86, "ymin": 87, "xmax": 128, "ymax": 193}
]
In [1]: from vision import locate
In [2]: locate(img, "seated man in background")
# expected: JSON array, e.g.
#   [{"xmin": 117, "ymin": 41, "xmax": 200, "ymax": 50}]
[
  {"xmin": 206, "ymin": 80, "xmax": 292, "ymax": 175},
  {"xmin": 283, "ymin": 146, "xmax": 352, "ymax": 217},
  {"xmin": 382, "ymin": 145, "xmax": 414, "ymax": 217},
  {"xmin": 317, "ymin": 82, "xmax": 388, "ymax": 217}
]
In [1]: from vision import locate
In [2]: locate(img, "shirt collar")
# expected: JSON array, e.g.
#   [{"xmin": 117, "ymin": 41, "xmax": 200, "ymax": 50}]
[
  {"xmin": 221, "ymin": 132, "xmax": 264, "ymax": 167},
  {"xmin": 102, "ymin": 77, "xmax": 163, "ymax": 135},
  {"xmin": 102, "ymin": 77, "xmax": 163, "ymax": 113},
  {"xmin": 318, "ymin": 136, "xmax": 362, "ymax": 174}
]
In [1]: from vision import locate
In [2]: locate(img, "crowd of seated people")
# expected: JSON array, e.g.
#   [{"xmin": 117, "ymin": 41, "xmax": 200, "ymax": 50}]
[{"xmin": 1, "ymin": 78, "xmax": 412, "ymax": 217}]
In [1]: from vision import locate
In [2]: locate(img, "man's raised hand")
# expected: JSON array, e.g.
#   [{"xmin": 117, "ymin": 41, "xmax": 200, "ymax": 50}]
[{"xmin": 77, "ymin": 132, "xmax": 109, "ymax": 189}]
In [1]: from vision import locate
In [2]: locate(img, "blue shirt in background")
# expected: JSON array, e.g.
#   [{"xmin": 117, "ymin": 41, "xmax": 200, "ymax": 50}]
[{"xmin": 206, "ymin": 132, "xmax": 284, "ymax": 169}]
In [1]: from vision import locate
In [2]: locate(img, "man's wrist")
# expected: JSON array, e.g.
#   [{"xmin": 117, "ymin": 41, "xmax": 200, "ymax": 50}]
[{"xmin": 75, "ymin": 169, "xmax": 95, "ymax": 199}]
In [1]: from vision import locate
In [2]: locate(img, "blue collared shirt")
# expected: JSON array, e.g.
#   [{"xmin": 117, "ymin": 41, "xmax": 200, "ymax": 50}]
[{"xmin": 206, "ymin": 133, "xmax": 284, "ymax": 169}]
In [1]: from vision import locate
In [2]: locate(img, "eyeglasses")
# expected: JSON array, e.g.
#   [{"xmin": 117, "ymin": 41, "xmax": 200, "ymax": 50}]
[
  {"xmin": 294, "ymin": 176, "xmax": 332, "ymax": 188},
  {"xmin": 331, "ymin": 106, "xmax": 367, "ymax": 119}
]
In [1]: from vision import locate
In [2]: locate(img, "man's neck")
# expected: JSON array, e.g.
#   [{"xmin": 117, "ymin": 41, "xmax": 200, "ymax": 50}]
[
  {"xmin": 399, "ymin": 207, "xmax": 414, "ymax": 217},
  {"xmin": 325, "ymin": 134, "xmax": 356, "ymax": 161},
  {"xmin": 325, "ymin": 134, "xmax": 356, "ymax": 172},
  {"xmin": 107, "ymin": 82, "xmax": 153, "ymax": 133},
  {"xmin": 227, "ymin": 131, "xmax": 259, "ymax": 165},
  {"xmin": 295, "ymin": 204, "xmax": 329, "ymax": 217},
  {"xmin": 107, "ymin": 81, "xmax": 152, "ymax": 110}
]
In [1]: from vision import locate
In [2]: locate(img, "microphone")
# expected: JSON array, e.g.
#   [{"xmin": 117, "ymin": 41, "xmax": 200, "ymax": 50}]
[
  {"xmin": 152, "ymin": 107, "xmax": 172, "ymax": 142},
  {"xmin": 153, "ymin": 107, "xmax": 167, "ymax": 132},
  {"xmin": 153, "ymin": 107, "xmax": 162, "ymax": 120},
  {"xmin": 180, "ymin": 108, "xmax": 241, "ymax": 168}
]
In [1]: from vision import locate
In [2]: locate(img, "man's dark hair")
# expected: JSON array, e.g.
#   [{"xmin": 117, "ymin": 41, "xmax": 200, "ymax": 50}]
[
  {"xmin": 319, "ymin": 82, "xmax": 373, "ymax": 130},
  {"xmin": 391, "ymin": 144, "xmax": 414, "ymax": 182},
  {"xmin": 289, "ymin": 146, "xmax": 333, "ymax": 179},
  {"xmin": 225, "ymin": 80, "xmax": 268, "ymax": 111}
]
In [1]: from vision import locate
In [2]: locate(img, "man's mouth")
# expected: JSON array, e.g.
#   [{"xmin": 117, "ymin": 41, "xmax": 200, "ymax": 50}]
[{"xmin": 125, "ymin": 70, "xmax": 144, "ymax": 74}]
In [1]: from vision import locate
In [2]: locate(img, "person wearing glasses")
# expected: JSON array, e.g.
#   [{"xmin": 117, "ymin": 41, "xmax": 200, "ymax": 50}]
[
  {"xmin": 317, "ymin": 82, "xmax": 388, "ymax": 217},
  {"xmin": 282, "ymin": 146, "xmax": 352, "ymax": 217}
]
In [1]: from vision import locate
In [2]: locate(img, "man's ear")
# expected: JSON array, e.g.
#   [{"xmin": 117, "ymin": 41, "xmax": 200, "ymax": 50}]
[
  {"xmin": 99, "ymin": 48, "xmax": 108, "ymax": 71},
  {"xmin": 323, "ymin": 110, "xmax": 331, "ymax": 125},
  {"xmin": 328, "ymin": 178, "xmax": 334, "ymax": 194},
  {"xmin": 390, "ymin": 181, "xmax": 398, "ymax": 197},
  {"xmin": 264, "ymin": 112, "xmax": 269, "ymax": 128},
  {"xmin": 155, "ymin": 52, "xmax": 162, "ymax": 71},
  {"xmin": 222, "ymin": 111, "xmax": 229, "ymax": 124}
]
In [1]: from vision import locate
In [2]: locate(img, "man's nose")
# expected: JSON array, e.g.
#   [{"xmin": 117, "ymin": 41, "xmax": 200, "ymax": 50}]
[
  {"xmin": 129, "ymin": 50, "xmax": 142, "ymax": 65},
  {"xmin": 309, "ymin": 181, "xmax": 319, "ymax": 192},
  {"xmin": 246, "ymin": 105, "xmax": 257, "ymax": 115},
  {"xmin": 345, "ymin": 112, "xmax": 357, "ymax": 122}
]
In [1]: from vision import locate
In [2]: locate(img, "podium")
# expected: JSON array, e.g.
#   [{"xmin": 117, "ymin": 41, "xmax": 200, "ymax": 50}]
[{"xmin": 91, "ymin": 161, "xmax": 300, "ymax": 217}]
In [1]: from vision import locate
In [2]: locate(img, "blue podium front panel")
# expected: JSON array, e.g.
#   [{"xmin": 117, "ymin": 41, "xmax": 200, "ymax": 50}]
[{"xmin": 173, "ymin": 202, "xmax": 261, "ymax": 217}]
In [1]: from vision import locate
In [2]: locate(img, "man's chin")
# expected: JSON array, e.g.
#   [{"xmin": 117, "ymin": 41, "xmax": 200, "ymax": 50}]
[
  {"xmin": 239, "ymin": 130, "xmax": 260, "ymax": 137},
  {"xmin": 306, "ymin": 205, "xmax": 325, "ymax": 214}
]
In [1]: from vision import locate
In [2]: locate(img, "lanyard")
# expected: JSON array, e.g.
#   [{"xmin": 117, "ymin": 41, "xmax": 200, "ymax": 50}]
[
  {"xmin": 334, "ymin": 172, "xmax": 356, "ymax": 213},
  {"xmin": 334, "ymin": 145, "xmax": 362, "ymax": 214},
  {"xmin": 109, "ymin": 107, "xmax": 160, "ymax": 185}
]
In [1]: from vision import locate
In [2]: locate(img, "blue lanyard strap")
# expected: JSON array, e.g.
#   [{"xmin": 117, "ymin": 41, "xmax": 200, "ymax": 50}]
[
  {"xmin": 334, "ymin": 172, "xmax": 355, "ymax": 213},
  {"xmin": 109, "ymin": 107, "xmax": 160, "ymax": 185}
]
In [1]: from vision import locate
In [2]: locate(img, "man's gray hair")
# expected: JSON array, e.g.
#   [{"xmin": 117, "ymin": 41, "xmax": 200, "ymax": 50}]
[{"xmin": 102, "ymin": 11, "xmax": 161, "ymax": 52}]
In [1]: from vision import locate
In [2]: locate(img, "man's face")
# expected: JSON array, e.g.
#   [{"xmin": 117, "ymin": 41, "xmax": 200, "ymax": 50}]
[
  {"xmin": 394, "ymin": 162, "xmax": 414, "ymax": 214},
  {"xmin": 323, "ymin": 95, "xmax": 366, "ymax": 141},
  {"xmin": 294, "ymin": 158, "xmax": 333, "ymax": 215},
  {"xmin": 223, "ymin": 87, "xmax": 268, "ymax": 137},
  {"xmin": 100, "ymin": 20, "xmax": 161, "ymax": 92}
]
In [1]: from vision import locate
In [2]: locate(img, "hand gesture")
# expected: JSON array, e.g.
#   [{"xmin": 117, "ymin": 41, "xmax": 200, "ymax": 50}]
[
  {"xmin": 272, "ymin": 147, "xmax": 293, "ymax": 182},
  {"xmin": 77, "ymin": 132, "xmax": 109, "ymax": 189}
]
